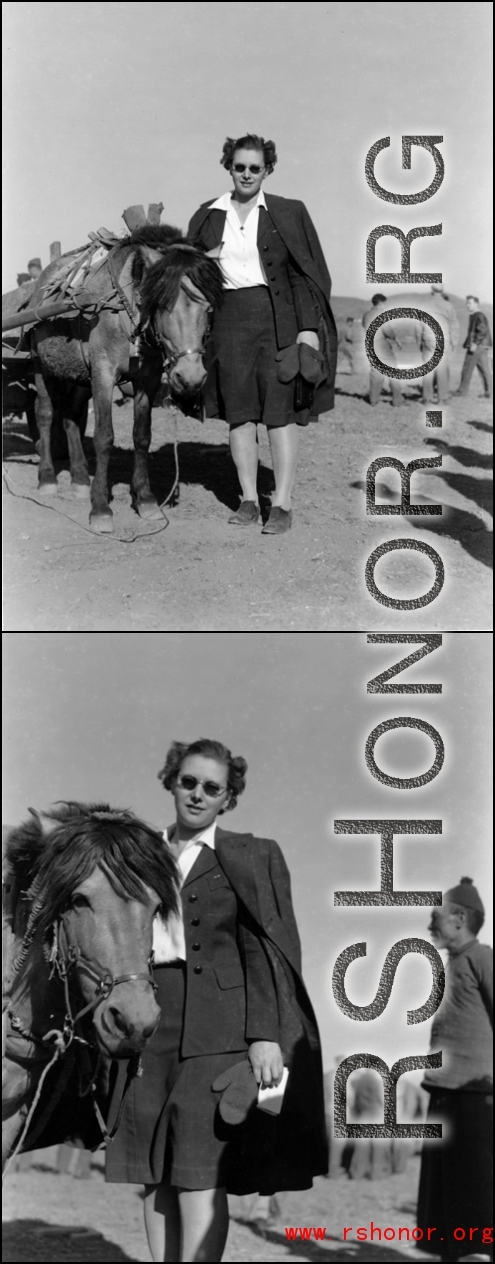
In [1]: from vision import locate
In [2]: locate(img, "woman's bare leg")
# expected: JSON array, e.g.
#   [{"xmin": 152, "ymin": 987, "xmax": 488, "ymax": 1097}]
[
  {"xmin": 143, "ymin": 1180, "xmax": 181, "ymax": 1262},
  {"xmin": 229, "ymin": 422, "xmax": 259, "ymax": 503},
  {"xmin": 267, "ymin": 424, "xmax": 300, "ymax": 508},
  {"xmin": 178, "ymin": 1186, "xmax": 229, "ymax": 1262}
]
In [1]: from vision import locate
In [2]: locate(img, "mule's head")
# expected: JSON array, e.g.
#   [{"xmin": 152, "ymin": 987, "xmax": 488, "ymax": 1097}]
[
  {"xmin": 59, "ymin": 863, "xmax": 164, "ymax": 1058},
  {"xmin": 135, "ymin": 237, "xmax": 224, "ymax": 398},
  {"xmin": 8, "ymin": 803, "xmax": 179, "ymax": 1059}
]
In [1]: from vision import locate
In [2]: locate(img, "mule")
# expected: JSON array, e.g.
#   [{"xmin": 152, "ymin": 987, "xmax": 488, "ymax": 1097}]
[
  {"xmin": 2, "ymin": 801, "xmax": 178, "ymax": 1166},
  {"xmin": 28, "ymin": 226, "xmax": 224, "ymax": 532}
]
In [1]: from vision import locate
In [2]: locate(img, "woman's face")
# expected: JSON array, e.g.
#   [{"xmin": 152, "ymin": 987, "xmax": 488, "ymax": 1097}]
[
  {"xmin": 173, "ymin": 754, "xmax": 230, "ymax": 832},
  {"xmin": 230, "ymin": 147, "xmax": 266, "ymax": 200}
]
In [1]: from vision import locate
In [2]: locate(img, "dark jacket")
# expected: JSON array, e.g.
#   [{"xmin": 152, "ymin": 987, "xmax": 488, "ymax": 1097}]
[
  {"xmin": 187, "ymin": 193, "xmax": 338, "ymax": 417},
  {"xmin": 213, "ymin": 827, "xmax": 328, "ymax": 1191},
  {"xmin": 463, "ymin": 310, "xmax": 492, "ymax": 348}
]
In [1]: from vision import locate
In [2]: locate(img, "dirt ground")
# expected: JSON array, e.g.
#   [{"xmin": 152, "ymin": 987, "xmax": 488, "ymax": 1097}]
[
  {"xmin": 3, "ymin": 359, "xmax": 492, "ymax": 630},
  {"xmin": 3, "ymin": 1149, "xmax": 440, "ymax": 1263}
]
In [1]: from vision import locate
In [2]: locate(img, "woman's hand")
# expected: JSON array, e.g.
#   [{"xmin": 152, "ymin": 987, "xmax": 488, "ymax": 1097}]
[
  {"xmin": 248, "ymin": 1041, "xmax": 284, "ymax": 1087},
  {"xmin": 297, "ymin": 330, "xmax": 320, "ymax": 351}
]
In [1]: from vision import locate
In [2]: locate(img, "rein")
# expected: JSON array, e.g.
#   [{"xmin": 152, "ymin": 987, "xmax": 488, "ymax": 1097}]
[
  {"xmin": 3, "ymin": 911, "xmax": 157, "ymax": 1173},
  {"xmin": 50, "ymin": 919, "xmax": 157, "ymax": 1038}
]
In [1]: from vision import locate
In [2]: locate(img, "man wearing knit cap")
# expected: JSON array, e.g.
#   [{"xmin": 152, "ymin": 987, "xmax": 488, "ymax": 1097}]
[{"xmin": 417, "ymin": 878, "xmax": 493, "ymax": 1263}]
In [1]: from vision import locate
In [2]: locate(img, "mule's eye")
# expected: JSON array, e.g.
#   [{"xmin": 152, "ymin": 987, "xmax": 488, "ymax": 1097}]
[{"xmin": 72, "ymin": 894, "xmax": 90, "ymax": 909}]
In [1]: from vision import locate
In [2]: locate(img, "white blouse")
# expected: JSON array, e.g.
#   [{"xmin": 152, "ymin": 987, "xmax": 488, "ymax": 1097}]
[
  {"xmin": 152, "ymin": 819, "xmax": 217, "ymax": 963},
  {"xmin": 208, "ymin": 190, "xmax": 268, "ymax": 290}
]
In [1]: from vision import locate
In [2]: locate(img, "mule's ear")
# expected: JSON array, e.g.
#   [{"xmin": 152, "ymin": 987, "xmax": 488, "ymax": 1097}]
[
  {"xmin": 30, "ymin": 808, "xmax": 61, "ymax": 837},
  {"xmin": 140, "ymin": 245, "xmax": 164, "ymax": 270}
]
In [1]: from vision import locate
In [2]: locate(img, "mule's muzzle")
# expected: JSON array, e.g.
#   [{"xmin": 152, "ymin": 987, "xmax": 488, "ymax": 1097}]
[{"xmin": 93, "ymin": 988, "xmax": 160, "ymax": 1057}]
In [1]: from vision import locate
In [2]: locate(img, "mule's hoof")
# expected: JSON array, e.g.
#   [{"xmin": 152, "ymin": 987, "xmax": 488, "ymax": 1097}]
[
  {"xmin": 137, "ymin": 502, "xmax": 165, "ymax": 521},
  {"xmin": 38, "ymin": 482, "xmax": 58, "ymax": 497},
  {"xmin": 89, "ymin": 513, "xmax": 114, "ymax": 534},
  {"xmin": 72, "ymin": 482, "xmax": 91, "ymax": 499}
]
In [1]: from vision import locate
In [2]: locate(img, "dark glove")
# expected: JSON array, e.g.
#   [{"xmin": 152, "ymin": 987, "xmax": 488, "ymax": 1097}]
[
  {"xmin": 212, "ymin": 1059, "xmax": 258, "ymax": 1124},
  {"xmin": 298, "ymin": 342, "xmax": 326, "ymax": 385},
  {"xmin": 275, "ymin": 343, "xmax": 300, "ymax": 382},
  {"xmin": 275, "ymin": 342, "xmax": 327, "ymax": 386}
]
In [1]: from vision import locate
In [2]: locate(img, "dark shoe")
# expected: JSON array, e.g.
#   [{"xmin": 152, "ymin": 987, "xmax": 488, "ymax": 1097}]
[
  {"xmin": 228, "ymin": 501, "xmax": 260, "ymax": 525},
  {"xmin": 261, "ymin": 506, "xmax": 293, "ymax": 534}
]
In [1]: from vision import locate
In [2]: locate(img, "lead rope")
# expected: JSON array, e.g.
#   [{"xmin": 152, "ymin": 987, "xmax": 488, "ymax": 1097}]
[{"xmin": 2, "ymin": 1040, "xmax": 66, "ymax": 1183}]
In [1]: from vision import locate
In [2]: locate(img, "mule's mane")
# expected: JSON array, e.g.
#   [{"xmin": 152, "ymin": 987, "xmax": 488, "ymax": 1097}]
[
  {"xmin": 119, "ymin": 223, "xmax": 225, "ymax": 325},
  {"xmin": 6, "ymin": 802, "xmax": 179, "ymax": 936}
]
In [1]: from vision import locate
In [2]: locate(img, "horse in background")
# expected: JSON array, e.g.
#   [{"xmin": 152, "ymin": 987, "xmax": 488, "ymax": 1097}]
[
  {"xmin": 28, "ymin": 226, "xmax": 224, "ymax": 532},
  {"xmin": 2, "ymin": 802, "xmax": 178, "ymax": 1167}
]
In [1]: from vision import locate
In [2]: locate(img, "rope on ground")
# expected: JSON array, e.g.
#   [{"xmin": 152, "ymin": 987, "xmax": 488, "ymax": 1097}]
[{"xmin": 2, "ymin": 415, "xmax": 179, "ymax": 544}]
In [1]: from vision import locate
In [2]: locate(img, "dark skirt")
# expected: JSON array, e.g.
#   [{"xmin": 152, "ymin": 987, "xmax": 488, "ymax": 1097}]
[
  {"xmin": 205, "ymin": 287, "xmax": 310, "ymax": 429},
  {"xmin": 104, "ymin": 963, "xmax": 271, "ymax": 1192},
  {"xmin": 417, "ymin": 1088, "xmax": 494, "ymax": 1259}
]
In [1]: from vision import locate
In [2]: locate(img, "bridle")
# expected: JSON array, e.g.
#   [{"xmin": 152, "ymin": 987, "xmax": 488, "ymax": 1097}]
[
  {"xmin": 3, "ymin": 912, "xmax": 158, "ymax": 1168},
  {"xmin": 47, "ymin": 917, "xmax": 157, "ymax": 1048},
  {"xmin": 150, "ymin": 279, "xmax": 213, "ymax": 377},
  {"xmin": 7, "ymin": 913, "xmax": 157, "ymax": 1056}
]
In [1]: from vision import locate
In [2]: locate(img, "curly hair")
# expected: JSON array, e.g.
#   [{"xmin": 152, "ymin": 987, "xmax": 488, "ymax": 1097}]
[
  {"xmin": 220, "ymin": 135, "xmax": 277, "ymax": 175},
  {"xmin": 157, "ymin": 739, "xmax": 248, "ymax": 812}
]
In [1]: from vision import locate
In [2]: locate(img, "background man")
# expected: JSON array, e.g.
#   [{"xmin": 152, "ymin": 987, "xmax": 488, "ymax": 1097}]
[
  {"xmin": 454, "ymin": 296, "xmax": 492, "ymax": 399},
  {"xmin": 362, "ymin": 293, "xmax": 403, "ymax": 407},
  {"xmin": 417, "ymin": 877, "xmax": 493, "ymax": 1263},
  {"xmin": 27, "ymin": 258, "xmax": 42, "ymax": 280},
  {"xmin": 421, "ymin": 283, "xmax": 459, "ymax": 404}
]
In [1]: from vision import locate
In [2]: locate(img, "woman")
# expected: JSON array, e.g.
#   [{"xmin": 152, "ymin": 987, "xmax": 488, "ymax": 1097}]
[
  {"xmin": 106, "ymin": 738, "xmax": 327, "ymax": 1263},
  {"xmin": 188, "ymin": 135, "xmax": 338, "ymax": 534}
]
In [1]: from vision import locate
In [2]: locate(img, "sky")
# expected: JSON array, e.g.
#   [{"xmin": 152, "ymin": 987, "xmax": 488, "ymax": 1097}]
[
  {"xmin": 3, "ymin": 632, "xmax": 492, "ymax": 1075},
  {"xmin": 2, "ymin": 2, "xmax": 492, "ymax": 301}
]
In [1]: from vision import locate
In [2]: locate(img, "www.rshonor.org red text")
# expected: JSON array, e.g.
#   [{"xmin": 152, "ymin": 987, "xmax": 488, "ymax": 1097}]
[{"xmin": 284, "ymin": 1224, "xmax": 494, "ymax": 1245}]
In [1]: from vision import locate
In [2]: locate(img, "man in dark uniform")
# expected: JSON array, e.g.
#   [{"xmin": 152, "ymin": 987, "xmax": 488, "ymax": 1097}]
[{"xmin": 453, "ymin": 296, "xmax": 492, "ymax": 398}]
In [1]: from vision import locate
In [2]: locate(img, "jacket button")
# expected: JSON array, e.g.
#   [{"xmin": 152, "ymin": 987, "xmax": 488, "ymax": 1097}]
[
  {"xmin": 193, "ymin": 965, "xmax": 203, "ymax": 974},
  {"xmin": 191, "ymin": 917, "xmax": 200, "ymax": 926},
  {"xmin": 192, "ymin": 942, "xmax": 201, "ymax": 951},
  {"xmin": 188, "ymin": 894, "xmax": 198, "ymax": 902},
  {"xmin": 274, "ymin": 290, "xmax": 280, "ymax": 295},
  {"xmin": 263, "ymin": 246, "xmax": 268, "ymax": 251}
]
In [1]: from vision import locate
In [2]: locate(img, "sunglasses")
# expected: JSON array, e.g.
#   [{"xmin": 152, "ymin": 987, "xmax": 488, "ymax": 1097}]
[
  {"xmin": 177, "ymin": 774, "xmax": 227, "ymax": 799},
  {"xmin": 232, "ymin": 164, "xmax": 263, "ymax": 174}
]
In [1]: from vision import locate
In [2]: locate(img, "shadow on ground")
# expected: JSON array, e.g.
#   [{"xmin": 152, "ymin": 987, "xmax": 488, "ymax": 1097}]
[
  {"xmin": 424, "ymin": 437, "xmax": 493, "ymax": 471},
  {"xmin": 2, "ymin": 423, "xmax": 277, "ymax": 519},
  {"xmin": 2, "ymin": 1219, "xmax": 135, "ymax": 1263},
  {"xmin": 351, "ymin": 475, "xmax": 492, "ymax": 571}
]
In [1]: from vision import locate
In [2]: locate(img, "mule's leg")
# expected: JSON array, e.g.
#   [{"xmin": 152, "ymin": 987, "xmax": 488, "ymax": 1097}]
[
  {"xmin": 33, "ymin": 371, "xmax": 58, "ymax": 494},
  {"xmin": 64, "ymin": 386, "xmax": 91, "ymax": 498},
  {"xmin": 131, "ymin": 365, "xmax": 165, "ymax": 519},
  {"xmin": 90, "ymin": 368, "xmax": 115, "ymax": 532}
]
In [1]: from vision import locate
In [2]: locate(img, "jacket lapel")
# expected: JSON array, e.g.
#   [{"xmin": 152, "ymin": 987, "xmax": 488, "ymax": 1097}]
[
  {"xmin": 257, "ymin": 205, "xmax": 273, "ymax": 248},
  {"xmin": 181, "ymin": 843, "xmax": 219, "ymax": 888},
  {"xmin": 195, "ymin": 206, "xmax": 226, "ymax": 249}
]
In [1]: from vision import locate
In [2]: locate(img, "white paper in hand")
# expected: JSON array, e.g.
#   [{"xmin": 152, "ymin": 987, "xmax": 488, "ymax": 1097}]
[{"xmin": 257, "ymin": 1066, "xmax": 289, "ymax": 1115}]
